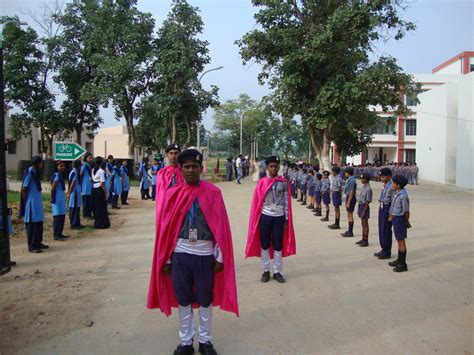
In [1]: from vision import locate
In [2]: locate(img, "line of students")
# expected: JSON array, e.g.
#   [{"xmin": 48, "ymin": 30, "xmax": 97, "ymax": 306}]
[
  {"xmin": 20, "ymin": 154, "xmax": 132, "ymax": 253},
  {"xmin": 288, "ymin": 163, "xmax": 411, "ymax": 273}
]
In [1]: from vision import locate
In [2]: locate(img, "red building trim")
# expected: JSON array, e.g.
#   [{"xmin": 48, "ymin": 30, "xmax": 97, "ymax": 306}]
[
  {"xmin": 397, "ymin": 91, "xmax": 404, "ymax": 162},
  {"xmin": 432, "ymin": 51, "xmax": 474, "ymax": 74},
  {"xmin": 361, "ymin": 150, "xmax": 366, "ymax": 165}
]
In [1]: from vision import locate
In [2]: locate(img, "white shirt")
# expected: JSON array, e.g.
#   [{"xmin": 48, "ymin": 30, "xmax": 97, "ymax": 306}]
[
  {"xmin": 236, "ymin": 157, "xmax": 242, "ymax": 168},
  {"xmin": 92, "ymin": 168, "xmax": 106, "ymax": 188}
]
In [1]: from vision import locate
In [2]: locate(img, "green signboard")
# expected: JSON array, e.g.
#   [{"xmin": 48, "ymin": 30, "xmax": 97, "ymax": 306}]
[{"xmin": 53, "ymin": 142, "xmax": 86, "ymax": 161}]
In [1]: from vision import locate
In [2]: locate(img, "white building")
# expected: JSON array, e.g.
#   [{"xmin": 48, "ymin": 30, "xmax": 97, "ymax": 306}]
[
  {"xmin": 341, "ymin": 51, "xmax": 473, "ymax": 188},
  {"xmin": 94, "ymin": 125, "xmax": 146, "ymax": 161}
]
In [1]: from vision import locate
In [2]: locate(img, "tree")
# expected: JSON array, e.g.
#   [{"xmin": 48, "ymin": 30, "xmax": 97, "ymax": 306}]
[
  {"xmin": 237, "ymin": 1, "xmax": 419, "ymax": 169},
  {"xmin": 271, "ymin": 118, "xmax": 304, "ymax": 161},
  {"xmin": 3, "ymin": 19, "xmax": 64, "ymax": 157},
  {"xmin": 213, "ymin": 93, "xmax": 273, "ymax": 157},
  {"xmin": 54, "ymin": 0, "xmax": 102, "ymax": 145},
  {"xmin": 145, "ymin": 0, "xmax": 218, "ymax": 144}
]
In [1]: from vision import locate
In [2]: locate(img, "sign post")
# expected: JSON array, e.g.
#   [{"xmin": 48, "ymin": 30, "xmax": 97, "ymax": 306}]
[{"xmin": 53, "ymin": 142, "xmax": 86, "ymax": 161}]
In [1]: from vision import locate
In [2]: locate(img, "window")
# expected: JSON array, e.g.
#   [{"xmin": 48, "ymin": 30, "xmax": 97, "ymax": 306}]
[
  {"xmin": 7, "ymin": 140, "xmax": 17, "ymax": 154},
  {"xmin": 405, "ymin": 149, "xmax": 416, "ymax": 163},
  {"xmin": 470, "ymin": 64, "xmax": 474, "ymax": 73},
  {"xmin": 405, "ymin": 120, "xmax": 417, "ymax": 136},
  {"xmin": 375, "ymin": 118, "xmax": 396, "ymax": 135}
]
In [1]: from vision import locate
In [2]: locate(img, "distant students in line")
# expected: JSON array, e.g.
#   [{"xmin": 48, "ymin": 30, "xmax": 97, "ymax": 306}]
[
  {"xmin": 50, "ymin": 161, "xmax": 69, "ymax": 241},
  {"xmin": 81, "ymin": 152, "xmax": 94, "ymax": 218},
  {"xmin": 120, "ymin": 160, "xmax": 130, "ymax": 205},
  {"xmin": 110, "ymin": 159, "xmax": 123, "ymax": 209},
  {"xmin": 138, "ymin": 157, "xmax": 151, "ymax": 200},
  {"xmin": 68, "ymin": 159, "xmax": 83, "ymax": 230}
]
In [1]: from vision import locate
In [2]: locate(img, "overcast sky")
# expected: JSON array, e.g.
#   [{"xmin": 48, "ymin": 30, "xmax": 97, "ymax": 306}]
[{"xmin": 2, "ymin": 0, "xmax": 473, "ymax": 131}]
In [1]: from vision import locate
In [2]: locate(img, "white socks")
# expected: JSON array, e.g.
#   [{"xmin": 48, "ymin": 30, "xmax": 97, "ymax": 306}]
[
  {"xmin": 261, "ymin": 248, "xmax": 283, "ymax": 273},
  {"xmin": 178, "ymin": 305, "xmax": 213, "ymax": 345}
]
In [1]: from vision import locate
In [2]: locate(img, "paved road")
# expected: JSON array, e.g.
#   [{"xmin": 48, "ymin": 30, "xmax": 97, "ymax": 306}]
[{"xmin": 13, "ymin": 180, "xmax": 474, "ymax": 354}]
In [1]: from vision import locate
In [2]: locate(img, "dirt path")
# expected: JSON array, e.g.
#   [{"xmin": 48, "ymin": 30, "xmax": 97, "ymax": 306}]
[{"xmin": 1, "ymin": 181, "xmax": 473, "ymax": 354}]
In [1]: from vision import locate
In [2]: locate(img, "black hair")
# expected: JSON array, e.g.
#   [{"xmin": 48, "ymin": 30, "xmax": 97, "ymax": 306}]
[
  {"xmin": 83, "ymin": 152, "xmax": 92, "ymax": 162},
  {"xmin": 93, "ymin": 156, "xmax": 104, "ymax": 174},
  {"xmin": 73, "ymin": 159, "xmax": 82, "ymax": 170},
  {"xmin": 107, "ymin": 155, "xmax": 114, "ymax": 160},
  {"xmin": 31, "ymin": 155, "xmax": 43, "ymax": 165}
]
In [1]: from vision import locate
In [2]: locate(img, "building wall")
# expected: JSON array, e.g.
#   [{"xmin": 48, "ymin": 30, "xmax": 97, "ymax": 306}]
[
  {"xmin": 455, "ymin": 73, "xmax": 473, "ymax": 189},
  {"xmin": 94, "ymin": 125, "xmax": 145, "ymax": 161},
  {"xmin": 434, "ymin": 59, "xmax": 462, "ymax": 75}
]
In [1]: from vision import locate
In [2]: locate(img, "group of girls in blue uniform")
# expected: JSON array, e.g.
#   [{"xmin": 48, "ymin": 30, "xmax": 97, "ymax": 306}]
[
  {"xmin": 20, "ymin": 154, "xmax": 132, "ymax": 253},
  {"xmin": 285, "ymin": 162, "xmax": 411, "ymax": 272}
]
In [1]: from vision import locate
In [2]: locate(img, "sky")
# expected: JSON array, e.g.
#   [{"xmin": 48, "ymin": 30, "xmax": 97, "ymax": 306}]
[{"xmin": 2, "ymin": 0, "xmax": 473, "ymax": 131}]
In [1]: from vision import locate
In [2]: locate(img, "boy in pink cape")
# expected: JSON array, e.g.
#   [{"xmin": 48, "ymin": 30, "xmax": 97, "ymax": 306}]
[
  {"xmin": 147, "ymin": 149, "xmax": 238, "ymax": 355},
  {"xmin": 245, "ymin": 156, "xmax": 296, "ymax": 283}
]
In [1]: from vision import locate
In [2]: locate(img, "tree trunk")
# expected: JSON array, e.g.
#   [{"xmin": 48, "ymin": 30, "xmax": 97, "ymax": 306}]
[
  {"xmin": 310, "ymin": 125, "xmax": 331, "ymax": 171},
  {"xmin": 125, "ymin": 110, "xmax": 135, "ymax": 159},
  {"xmin": 46, "ymin": 135, "xmax": 54, "ymax": 158},
  {"xmin": 171, "ymin": 116, "xmax": 176, "ymax": 143},
  {"xmin": 75, "ymin": 127, "xmax": 82, "ymax": 146},
  {"xmin": 185, "ymin": 115, "xmax": 191, "ymax": 146}
]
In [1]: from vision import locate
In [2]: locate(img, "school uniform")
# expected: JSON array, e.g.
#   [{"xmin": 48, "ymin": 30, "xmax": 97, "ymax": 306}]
[
  {"xmin": 225, "ymin": 161, "xmax": 233, "ymax": 181},
  {"xmin": 377, "ymin": 180, "xmax": 395, "ymax": 257},
  {"xmin": 260, "ymin": 180, "xmax": 289, "ymax": 275},
  {"xmin": 151, "ymin": 165, "xmax": 159, "ymax": 201},
  {"xmin": 51, "ymin": 172, "xmax": 67, "ymax": 239},
  {"xmin": 389, "ymin": 189, "xmax": 409, "ymax": 241},
  {"xmin": 344, "ymin": 176, "xmax": 357, "ymax": 212},
  {"xmin": 106, "ymin": 162, "xmax": 114, "ymax": 203},
  {"xmin": 20, "ymin": 167, "xmax": 44, "ymax": 251},
  {"xmin": 92, "ymin": 168, "xmax": 110, "ymax": 229},
  {"xmin": 315, "ymin": 179, "xmax": 322, "ymax": 205},
  {"xmin": 68, "ymin": 168, "xmax": 82, "ymax": 229},
  {"xmin": 138, "ymin": 162, "xmax": 151, "ymax": 199},
  {"xmin": 321, "ymin": 178, "xmax": 331, "ymax": 205},
  {"xmin": 331, "ymin": 175, "xmax": 343, "ymax": 207},
  {"xmin": 308, "ymin": 175, "xmax": 315, "ymax": 198},
  {"xmin": 81, "ymin": 162, "xmax": 94, "ymax": 218},
  {"xmin": 357, "ymin": 183, "xmax": 373, "ymax": 219},
  {"xmin": 120, "ymin": 164, "xmax": 130, "ymax": 205},
  {"xmin": 110, "ymin": 166, "xmax": 123, "ymax": 208}
]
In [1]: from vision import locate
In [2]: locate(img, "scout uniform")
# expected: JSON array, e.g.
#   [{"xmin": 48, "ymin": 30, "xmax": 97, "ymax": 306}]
[
  {"xmin": 314, "ymin": 173, "xmax": 323, "ymax": 216},
  {"xmin": 320, "ymin": 171, "xmax": 331, "ymax": 221},
  {"xmin": 328, "ymin": 166, "xmax": 343, "ymax": 229},
  {"xmin": 300, "ymin": 169, "xmax": 309, "ymax": 205},
  {"xmin": 341, "ymin": 167, "xmax": 357, "ymax": 237},
  {"xmin": 355, "ymin": 173, "xmax": 373, "ymax": 247},
  {"xmin": 374, "ymin": 168, "xmax": 395, "ymax": 259},
  {"xmin": 68, "ymin": 163, "xmax": 82, "ymax": 229}
]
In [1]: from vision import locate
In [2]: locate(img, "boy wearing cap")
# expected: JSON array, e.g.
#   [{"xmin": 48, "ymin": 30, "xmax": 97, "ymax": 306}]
[
  {"xmin": 355, "ymin": 173, "xmax": 372, "ymax": 247},
  {"xmin": 328, "ymin": 166, "xmax": 343, "ymax": 230},
  {"xmin": 320, "ymin": 170, "xmax": 331, "ymax": 221},
  {"xmin": 20, "ymin": 156, "xmax": 47, "ymax": 253},
  {"xmin": 341, "ymin": 166, "xmax": 357, "ymax": 237},
  {"xmin": 147, "ymin": 149, "xmax": 238, "ymax": 355},
  {"xmin": 374, "ymin": 168, "xmax": 395, "ymax": 259},
  {"xmin": 246, "ymin": 156, "xmax": 296, "ymax": 284},
  {"xmin": 388, "ymin": 175, "xmax": 410, "ymax": 272}
]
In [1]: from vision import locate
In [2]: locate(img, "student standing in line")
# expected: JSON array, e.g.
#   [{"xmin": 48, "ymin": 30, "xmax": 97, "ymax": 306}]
[
  {"xmin": 225, "ymin": 157, "xmax": 233, "ymax": 181},
  {"xmin": 320, "ymin": 170, "xmax": 331, "ymax": 222},
  {"xmin": 299, "ymin": 168, "xmax": 309, "ymax": 205},
  {"xmin": 80, "ymin": 152, "xmax": 94, "ymax": 218},
  {"xmin": 355, "ymin": 173, "xmax": 372, "ymax": 247},
  {"xmin": 68, "ymin": 159, "xmax": 83, "ymax": 230},
  {"xmin": 307, "ymin": 169, "xmax": 315, "ymax": 211},
  {"xmin": 147, "ymin": 149, "xmax": 238, "ymax": 355},
  {"xmin": 151, "ymin": 158, "xmax": 160, "ymax": 201},
  {"xmin": 91, "ymin": 157, "xmax": 110, "ymax": 229},
  {"xmin": 388, "ymin": 175, "xmax": 411, "ymax": 272},
  {"xmin": 374, "ymin": 168, "xmax": 395, "ymax": 259},
  {"xmin": 20, "ymin": 156, "xmax": 47, "ymax": 253},
  {"xmin": 110, "ymin": 160, "xmax": 123, "ymax": 209},
  {"xmin": 106, "ymin": 155, "xmax": 114, "ymax": 204},
  {"xmin": 50, "ymin": 161, "xmax": 68, "ymax": 241},
  {"xmin": 235, "ymin": 154, "xmax": 243, "ymax": 184},
  {"xmin": 314, "ymin": 173, "xmax": 323, "ymax": 216},
  {"xmin": 246, "ymin": 156, "xmax": 296, "ymax": 284},
  {"xmin": 328, "ymin": 166, "xmax": 343, "ymax": 230},
  {"xmin": 120, "ymin": 160, "xmax": 130, "ymax": 205},
  {"xmin": 138, "ymin": 157, "xmax": 151, "ymax": 200},
  {"xmin": 341, "ymin": 166, "xmax": 357, "ymax": 238}
]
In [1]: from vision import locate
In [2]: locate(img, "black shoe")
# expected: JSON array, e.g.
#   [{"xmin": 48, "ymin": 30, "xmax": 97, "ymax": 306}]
[
  {"xmin": 261, "ymin": 271, "xmax": 270, "ymax": 283},
  {"xmin": 320, "ymin": 217, "xmax": 329, "ymax": 222},
  {"xmin": 173, "ymin": 344, "xmax": 195, "ymax": 355},
  {"xmin": 61, "ymin": 235, "xmax": 70, "ymax": 239},
  {"xmin": 359, "ymin": 240, "xmax": 369, "ymax": 247},
  {"xmin": 198, "ymin": 342, "xmax": 217, "ymax": 355},
  {"xmin": 300, "ymin": 202, "xmax": 306, "ymax": 206},
  {"xmin": 393, "ymin": 263, "xmax": 408, "ymax": 272},
  {"xmin": 54, "ymin": 236, "xmax": 67, "ymax": 241},
  {"xmin": 29, "ymin": 248, "xmax": 43, "ymax": 253},
  {"xmin": 273, "ymin": 273, "xmax": 286, "ymax": 283},
  {"xmin": 151, "ymin": 199, "xmax": 155, "ymax": 201},
  {"xmin": 328, "ymin": 224, "xmax": 340, "ymax": 230},
  {"xmin": 10, "ymin": 261, "xmax": 17, "ymax": 266},
  {"xmin": 356, "ymin": 239, "xmax": 364, "ymax": 245},
  {"xmin": 123, "ymin": 202, "xmax": 130, "ymax": 205},
  {"xmin": 341, "ymin": 231, "xmax": 354, "ymax": 238},
  {"xmin": 374, "ymin": 251, "xmax": 383, "ymax": 257},
  {"xmin": 39, "ymin": 243, "xmax": 49, "ymax": 249},
  {"xmin": 306, "ymin": 205, "xmax": 313, "ymax": 209},
  {"xmin": 388, "ymin": 259, "xmax": 400, "ymax": 267},
  {"xmin": 378, "ymin": 254, "xmax": 391, "ymax": 260},
  {"xmin": 72, "ymin": 225, "xmax": 85, "ymax": 230}
]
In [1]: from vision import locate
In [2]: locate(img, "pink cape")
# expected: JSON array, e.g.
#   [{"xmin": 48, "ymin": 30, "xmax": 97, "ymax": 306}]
[
  {"xmin": 155, "ymin": 165, "xmax": 184, "ymax": 233},
  {"xmin": 147, "ymin": 181, "xmax": 239, "ymax": 317},
  {"xmin": 245, "ymin": 176, "xmax": 296, "ymax": 259}
]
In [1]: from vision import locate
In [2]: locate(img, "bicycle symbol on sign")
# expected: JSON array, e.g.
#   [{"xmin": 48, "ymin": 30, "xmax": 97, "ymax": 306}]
[{"xmin": 58, "ymin": 144, "xmax": 73, "ymax": 153}]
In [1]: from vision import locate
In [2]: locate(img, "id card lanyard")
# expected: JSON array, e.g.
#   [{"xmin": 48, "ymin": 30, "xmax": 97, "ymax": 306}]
[
  {"xmin": 271, "ymin": 181, "xmax": 279, "ymax": 212},
  {"xmin": 188, "ymin": 199, "xmax": 198, "ymax": 242}
]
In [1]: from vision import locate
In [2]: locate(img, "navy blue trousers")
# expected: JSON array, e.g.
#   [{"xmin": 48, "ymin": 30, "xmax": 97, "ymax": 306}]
[
  {"xmin": 151, "ymin": 185, "xmax": 156, "ymax": 200},
  {"xmin": 69, "ymin": 207, "xmax": 81, "ymax": 228},
  {"xmin": 121, "ymin": 191, "xmax": 129, "ymax": 205},
  {"xmin": 111, "ymin": 194, "xmax": 119, "ymax": 208},
  {"xmin": 171, "ymin": 252, "xmax": 215, "ymax": 307},
  {"xmin": 82, "ymin": 194, "xmax": 93, "ymax": 218},
  {"xmin": 25, "ymin": 221, "xmax": 43, "ymax": 250},
  {"xmin": 378, "ymin": 205, "xmax": 392, "ymax": 256},
  {"xmin": 259, "ymin": 214, "xmax": 285, "ymax": 251},
  {"xmin": 53, "ymin": 215, "xmax": 65, "ymax": 237}
]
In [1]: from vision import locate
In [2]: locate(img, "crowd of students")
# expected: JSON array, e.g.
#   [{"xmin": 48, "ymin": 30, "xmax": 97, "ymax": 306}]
[
  {"xmin": 19, "ymin": 153, "xmax": 139, "ymax": 253},
  {"xmin": 285, "ymin": 161, "xmax": 411, "ymax": 273}
]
